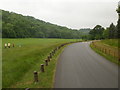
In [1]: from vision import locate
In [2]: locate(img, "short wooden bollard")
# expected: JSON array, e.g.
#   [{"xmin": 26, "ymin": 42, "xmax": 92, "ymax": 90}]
[
  {"xmin": 48, "ymin": 56, "xmax": 50, "ymax": 62},
  {"xmin": 52, "ymin": 51, "xmax": 54, "ymax": 56},
  {"xmin": 41, "ymin": 64, "xmax": 45, "ymax": 72},
  {"xmin": 45, "ymin": 60, "xmax": 48, "ymax": 66},
  {"xmin": 119, "ymin": 58, "xmax": 120, "ymax": 62},
  {"xmin": 104, "ymin": 48, "xmax": 105, "ymax": 53},
  {"xmin": 104, "ymin": 49, "xmax": 106, "ymax": 54},
  {"xmin": 50, "ymin": 53, "xmax": 52, "ymax": 58},
  {"xmin": 13, "ymin": 44, "xmax": 15, "ymax": 47},
  {"xmin": 34, "ymin": 71, "xmax": 38, "ymax": 82},
  {"xmin": 53, "ymin": 50, "xmax": 55, "ymax": 53}
]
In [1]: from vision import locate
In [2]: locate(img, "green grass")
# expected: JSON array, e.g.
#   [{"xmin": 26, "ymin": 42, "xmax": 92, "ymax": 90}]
[
  {"xmin": 101, "ymin": 39, "xmax": 119, "ymax": 48},
  {"xmin": 2, "ymin": 38, "xmax": 81, "ymax": 88},
  {"xmin": 90, "ymin": 40, "xmax": 120, "ymax": 65}
]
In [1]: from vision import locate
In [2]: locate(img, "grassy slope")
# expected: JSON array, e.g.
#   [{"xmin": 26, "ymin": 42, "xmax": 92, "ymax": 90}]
[
  {"xmin": 2, "ymin": 38, "xmax": 80, "ymax": 88},
  {"xmin": 101, "ymin": 39, "xmax": 119, "ymax": 48},
  {"xmin": 90, "ymin": 39, "xmax": 119, "ymax": 65}
]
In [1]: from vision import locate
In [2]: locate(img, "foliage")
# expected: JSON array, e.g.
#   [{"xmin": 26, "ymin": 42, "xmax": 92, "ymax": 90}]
[
  {"xmin": 2, "ymin": 10, "xmax": 83, "ymax": 39},
  {"xmin": 108, "ymin": 23, "xmax": 117, "ymax": 39},
  {"xmin": 89, "ymin": 25, "xmax": 104, "ymax": 40},
  {"xmin": 89, "ymin": 23, "xmax": 118, "ymax": 40},
  {"xmin": 79, "ymin": 28, "xmax": 91, "ymax": 35},
  {"xmin": 101, "ymin": 39, "xmax": 119, "ymax": 48},
  {"xmin": 89, "ymin": 5, "xmax": 120, "ymax": 40},
  {"xmin": 117, "ymin": 6, "xmax": 120, "ymax": 38}
]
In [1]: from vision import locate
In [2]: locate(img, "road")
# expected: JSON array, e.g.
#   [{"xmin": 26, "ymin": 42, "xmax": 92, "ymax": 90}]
[{"xmin": 54, "ymin": 42, "xmax": 118, "ymax": 88}]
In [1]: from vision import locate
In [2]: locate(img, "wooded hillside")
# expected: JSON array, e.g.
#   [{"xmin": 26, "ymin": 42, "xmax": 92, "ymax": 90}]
[{"xmin": 2, "ymin": 10, "xmax": 83, "ymax": 39}]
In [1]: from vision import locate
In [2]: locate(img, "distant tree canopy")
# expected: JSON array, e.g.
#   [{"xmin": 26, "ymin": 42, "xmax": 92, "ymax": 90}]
[
  {"xmin": 89, "ymin": 25, "xmax": 104, "ymax": 40},
  {"xmin": 89, "ymin": 5, "xmax": 120, "ymax": 40},
  {"xmin": 89, "ymin": 23, "xmax": 118, "ymax": 40},
  {"xmin": 117, "ymin": 5, "xmax": 120, "ymax": 38},
  {"xmin": 1, "ymin": 6, "xmax": 120, "ymax": 40},
  {"xmin": 2, "ymin": 9, "xmax": 84, "ymax": 39}
]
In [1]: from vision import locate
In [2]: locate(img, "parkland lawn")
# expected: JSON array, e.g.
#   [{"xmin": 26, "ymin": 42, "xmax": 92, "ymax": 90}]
[{"xmin": 2, "ymin": 38, "xmax": 80, "ymax": 88}]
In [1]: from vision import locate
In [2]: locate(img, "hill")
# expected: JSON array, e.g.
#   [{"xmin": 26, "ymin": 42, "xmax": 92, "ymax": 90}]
[
  {"xmin": 1, "ymin": 9, "xmax": 83, "ymax": 39},
  {"xmin": 79, "ymin": 28, "xmax": 91, "ymax": 35}
]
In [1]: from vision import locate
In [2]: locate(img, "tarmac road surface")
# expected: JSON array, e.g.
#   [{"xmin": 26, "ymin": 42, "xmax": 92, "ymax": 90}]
[{"xmin": 54, "ymin": 42, "xmax": 118, "ymax": 88}]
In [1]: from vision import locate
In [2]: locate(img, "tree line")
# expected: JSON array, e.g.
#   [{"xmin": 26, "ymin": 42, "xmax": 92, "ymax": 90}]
[
  {"xmin": 2, "ymin": 10, "xmax": 86, "ymax": 39},
  {"xmin": 1, "ymin": 5, "xmax": 119, "ymax": 40},
  {"xmin": 89, "ymin": 5, "xmax": 120, "ymax": 40}
]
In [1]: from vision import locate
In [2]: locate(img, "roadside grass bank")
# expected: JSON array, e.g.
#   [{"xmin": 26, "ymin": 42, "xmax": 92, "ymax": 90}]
[
  {"xmin": 90, "ymin": 39, "xmax": 120, "ymax": 65},
  {"xmin": 101, "ymin": 39, "xmax": 119, "ymax": 48},
  {"xmin": 2, "ymin": 38, "xmax": 81, "ymax": 88}
]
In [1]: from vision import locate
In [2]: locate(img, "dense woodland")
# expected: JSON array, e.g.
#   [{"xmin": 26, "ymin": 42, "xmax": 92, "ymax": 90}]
[
  {"xmin": 1, "ymin": 10, "xmax": 91, "ymax": 39},
  {"xmin": 1, "ymin": 5, "xmax": 120, "ymax": 39}
]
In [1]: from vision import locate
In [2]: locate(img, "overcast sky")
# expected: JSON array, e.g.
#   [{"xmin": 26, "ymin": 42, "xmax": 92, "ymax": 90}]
[{"xmin": 0, "ymin": 0, "xmax": 119, "ymax": 29}]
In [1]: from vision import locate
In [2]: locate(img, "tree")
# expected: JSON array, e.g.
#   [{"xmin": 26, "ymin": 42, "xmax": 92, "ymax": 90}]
[
  {"xmin": 89, "ymin": 25, "xmax": 104, "ymax": 40},
  {"xmin": 103, "ymin": 28, "xmax": 109, "ymax": 39},
  {"xmin": 108, "ymin": 23, "xmax": 116, "ymax": 39},
  {"xmin": 2, "ymin": 9, "xmax": 83, "ymax": 39},
  {"xmin": 117, "ymin": 5, "xmax": 120, "ymax": 38}
]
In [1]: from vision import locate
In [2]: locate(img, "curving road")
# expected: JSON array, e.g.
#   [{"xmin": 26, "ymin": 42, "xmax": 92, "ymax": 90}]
[{"xmin": 54, "ymin": 42, "xmax": 118, "ymax": 88}]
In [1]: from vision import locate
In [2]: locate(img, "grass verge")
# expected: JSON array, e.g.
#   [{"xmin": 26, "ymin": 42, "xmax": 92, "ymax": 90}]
[{"xmin": 90, "ymin": 43, "xmax": 120, "ymax": 65}]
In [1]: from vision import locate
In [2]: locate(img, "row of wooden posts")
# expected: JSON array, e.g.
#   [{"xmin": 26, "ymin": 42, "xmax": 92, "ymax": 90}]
[
  {"xmin": 92, "ymin": 41, "xmax": 120, "ymax": 61},
  {"xmin": 33, "ymin": 41, "xmax": 80, "ymax": 83}
]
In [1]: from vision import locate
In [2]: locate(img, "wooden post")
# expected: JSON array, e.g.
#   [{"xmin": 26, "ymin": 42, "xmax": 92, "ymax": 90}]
[
  {"xmin": 50, "ymin": 53, "xmax": 52, "ymax": 58},
  {"xmin": 13, "ymin": 44, "xmax": 15, "ymax": 47},
  {"xmin": 48, "ymin": 56, "xmax": 50, "ymax": 62},
  {"xmin": 105, "ymin": 49, "xmax": 106, "ymax": 54},
  {"xmin": 41, "ymin": 64, "xmax": 45, "ymax": 72},
  {"xmin": 53, "ymin": 50, "xmax": 55, "ymax": 54},
  {"xmin": 118, "ymin": 58, "xmax": 120, "ymax": 62},
  {"xmin": 52, "ymin": 51, "xmax": 54, "ymax": 56},
  {"xmin": 104, "ymin": 48, "xmax": 106, "ymax": 54},
  {"xmin": 45, "ymin": 59, "xmax": 48, "ymax": 66},
  {"xmin": 34, "ymin": 71, "xmax": 38, "ymax": 82}
]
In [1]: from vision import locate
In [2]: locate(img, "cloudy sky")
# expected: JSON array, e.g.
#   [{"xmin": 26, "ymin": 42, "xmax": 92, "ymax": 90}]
[{"xmin": 0, "ymin": 0, "xmax": 119, "ymax": 29}]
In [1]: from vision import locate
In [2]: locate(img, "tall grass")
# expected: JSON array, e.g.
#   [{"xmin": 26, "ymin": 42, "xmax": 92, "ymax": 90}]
[
  {"xmin": 101, "ymin": 39, "xmax": 119, "ymax": 48},
  {"xmin": 2, "ymin": 38, "xmax": 79, "ymax": 88}
]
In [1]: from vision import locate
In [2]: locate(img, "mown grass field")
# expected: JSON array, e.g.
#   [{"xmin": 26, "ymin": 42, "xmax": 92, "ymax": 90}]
[
  {"xmin": 2, "ymin": 38, "xmax": 80, "ymax": 88},
  {"xmin": 90, "ymin": 39, "xmax": 120, "ymax": 65}
]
